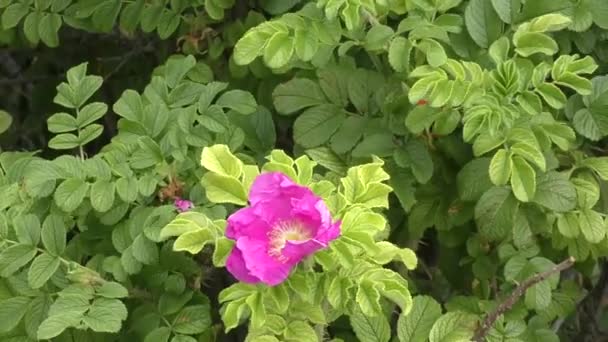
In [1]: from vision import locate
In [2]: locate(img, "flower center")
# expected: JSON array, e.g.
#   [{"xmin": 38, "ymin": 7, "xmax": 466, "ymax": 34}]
[{"xmin": 268, "ymin": 220, "xmax": 312, "ymax": 260}]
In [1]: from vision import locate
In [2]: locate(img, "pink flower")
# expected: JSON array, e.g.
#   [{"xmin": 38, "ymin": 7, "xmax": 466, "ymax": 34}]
[
  {"xmin": 225, "ymin": 172, "xmax": 341, "ymax": 286},
  {"xmin": 174, "ymin": 198, "xmax": 194, "ymax": 212}
]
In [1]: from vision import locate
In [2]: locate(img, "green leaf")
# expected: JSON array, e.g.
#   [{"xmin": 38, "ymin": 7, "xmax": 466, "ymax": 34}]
[
  {"xmin": 77, "ymin": 102, "xmax": 107, "ymax": 127},
  {"xmin": 592, "ymin": 0, "xmax": 608, "ymax": 29},
  {"xmin": 330, "ymin": 116, "xmax": 367, "ymax": 154},
  {"xmin": 536, "ymin": 83, "xmax": 566, "ymax": 109},
  {"xmin": 457, "ymin": 158, "xmax": 493, "ymax": 201},
  {"xmin": 174, "ymin": 229, "xmax": 215, "ymax": 254},
  {"xmin": 284, "ymin": 320, "xmax": 317, "ymax": 342},
  {"xmin": 119, "ymin": 0, "xmax": 144, "ymax": 32},
  {"xmin": 263, "ymin": 31, "xmax": 294, "ymax": 69},
  {"xmin": 28, "ymin": 253, "xmax": 60, "ymax": 289},
  {"xmin": 491, "ymin": 0, "xmax": 520, "ymax": 24},
  {"xmin": 0, "ymin": 244, "xmax": 37, "ymax": 277},
  {"xmin": 145, "ymin": 327, "xmax": 172, "ymax": 342},
  {"xmin": 173, "ymin": 305, "xmax": 212, "ymax": 334},
  {"xmin": 578, "ymin": 209, "xmax": 605, "ymax": 243},
  {"xmin": 293, "ymin": 104, "xmax": 345, "ymax": 148},
  {"xmin": 582, "ymin": 157, "xmax": 608, "ymax": 180},
  {"xmin": 398, "ymin": 296, "xmax": 442, "ymax": 342},
  {"xmin": 233, "ymin": 28, "xmax": 270, "ymax": 66},
  {"xmin": 510, "ymin": 156, "xmax": 536, "ymax": 202},
  {"xmin": 429, "ymin": 312, "xmax": 477, "ymax": 342},
  {"xmin": 489, "ymin": 149, "xmax": 512, "ymax": 186},
  {"xmin": 201, "ymin": 144, "xmax": 243, "ymax": 178},
  {"xmin": 41, "ymin": 215, "xmax": 67, "ymax": 255},
  {"xmin": 475, "ymin": 187, "xmax": 518, "ymax": 240},
  {"xmin": 38, "ymin": 13, "xmax": 62, "ymax": 47},
  {"xmin": 365, "ymin": 24, "xmax": 394, "ymax": 51},
  {"xmin": 92, "ymin": 0, "xmax": 121, "ymax": 32},
  {"xmin": 1, "ymin": 3, "xmax": 28, "ymax": 29},
  {"xmin": 201, "ymin": 172, "xmax": 247, "ymax": 205},
  {"xmin": 0, "ymin": 110, "xmax": 12, "ymax": 134},
  {"xmin": 48, "ymin": 133, "xmax": 80, "ymax": 150},
  {"xmin": 389, "ymin": 36, "xmax": 413, "ymax": 72},
  {"xmin": 132, "ymin": 235, "xmax": 159, "ymax": 264},
  {"xmin": 24, "ymin": 295, "xmax": 52, "ymax": 340},
  {"xmin": 572, "ymin": 108, "xmax": 608, "ymax": 141},
  {"xmin": 83, "ymin": 298, "xmax": 128, "ymax": 333},
  {"xmin": 573, "ymin": 177, "xmax": 599, "ymax": 209},
  {"xmin": 350, "ymin": 307, "xmax": 390, "ymax": 342},
  {"xmin": 352, "ymin": 134, "xmax": 395, "ymax": 158},
  {"xmin": 13, "ymin": 214, "xmax": 41, "ymax": 246},
  {"xmin": 514, "ymin": 32, "xmax": 558, "ymax": 57},
  {"xmin": 47, "ymin": 113, "xmax": 78, "ymax": 133},
  {"xmin": 356, "ymin": 280, "xmax": 383, "ymax": 316},
  {"xmin": 216, "ymin": 90, "xmax": 257, "ymax": 115},
  {"xmin": 0, "ymin": 296, "xmax": 30, "ymax": 333},
  {"xmin": 116, "ymin": 177, "xmax": 138, "ymax": 202},
  {"xmin": 295, "ymin": 28, "xmax": 318, "ymax": 62},
  {"xmin": 96, "ymin": 281, "xmax": 129, "ymax": 298},
  {"xmin": 213, "ymin": 237, "xmax": 234, "ymax": 267},
  {"xmin": 525, "ymin": 280, "xmax": 551, "ymax": 310},
  {"xmin": 465, "ymin": 0, "xmax": 502, "ymax": 48},
  {"xmin": 157, "ymin": 9, "xmax": 180, "ymax": 39},
  {"xmin": 557, "ymin": 212, "xmax": 579, "ymax": 238},
  {"xmin": 273, "ymin": 78, "xmax": 327, "ymax": 115},
  {"xmin": 78, "ymin": 123, "xmax": 104, "ymax": 145},
  {"xmin": 90, "ymin": 180, "xmax": 115, "ymax": 212},
  {"xmin": 533, "ymin": 172, "xmax": 576, "ymax": 212},
  {"xmin": 511, "ymin": 142, "xmax": 546, "ymax": 171},
  {"xmin": 37, "ymin": 314, "xmax": 77, "ymax": 340},
  {"xmin": 404, "ymin": 139, "xmax": 433, "ymax": 184},
  {"xmin": 54, "ymin": 178, "xmax": 88, "ymax": 212},
  {"xmin": 417, "ymin": 38, "xmax": 447, "ymax": 67}
]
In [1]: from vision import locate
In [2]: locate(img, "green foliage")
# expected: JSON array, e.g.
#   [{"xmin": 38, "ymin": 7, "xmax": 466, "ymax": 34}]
[{"xmin": 3, "ymin": 0, "xmax": 608, "ymax": 341}]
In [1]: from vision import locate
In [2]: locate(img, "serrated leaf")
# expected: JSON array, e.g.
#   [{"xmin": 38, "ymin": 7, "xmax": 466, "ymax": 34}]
[
  {"xmin": 273, "ymin": 78, "xmax": 327, "ymax": 115},
  {"xmin": 0, "ymin": 296, "xmax": 31, "ymax": 333},
  {"xmin": 28, "ymin": 253, "xmax": 60, "ymax": 289},
  {"xmin": 0, "ymin": 244, "xmax": 37, "ymax": 277},
  {"xmin": 54, "ymin": 178, "xmax": 88, "ymax": 212},
  {"xmin": 90, "ymin": 180, "xmax": 115, "ymax": 212},
  {"xmin": 398, "ymin": 296, "xmax": 442, "ymax": 342},
  {"xmin": 489, "ymin": 149, "xmax": 512, "ymax": 186},
  {"xmin": 216, "ymin": 90, "xmax": 257, "ymax": 115},
  {"xmin": 510, "ymin": 156, "xmax": 536, "ymax": 202},
  {"xmin": 173, "ymin": 305, "xmax": 212, "ymax": 334},
  {"xmin": 83, "ymin": 298, "xmax": 128, "ymax": 333},
  {"xmin": 465, "ymin": 0, "xmax": 502, "ymax": 48},
  {"xmin": 533, "ymin": 172, "xmax": 576, "ymax": 212},
  {"xmin": 579, "ymin": 209, "xmax": 605, "ymax": 243},
  {"xmin": 350, "ymin": 307, "xmax": 390, "ymax": 342},
  {"xmin": 293, "ymin": 105, "xmax": 345, "ymax": 148},
  {"xmin": 475, "ymin": 187, "xmax": 518, "ymax": 240},
  {"xmin": 173, "ymin": 229, "xmax": 215, "ymax": 254},
  {"xmin": 429, "ymin": 312, "xmax": 477, "ymax": 342},
  {"xmin": 201, "ymin": 172, "xmax": 247, "ymax": 205},
  {"xmin": 201, "ymin": 144, "xmax": 243, "ymax": 178}
]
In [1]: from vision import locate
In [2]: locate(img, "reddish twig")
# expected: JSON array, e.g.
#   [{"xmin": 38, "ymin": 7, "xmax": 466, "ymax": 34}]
[{"xmin": 472, "ymin": 256, "xmax": 576, "ymax": 342}]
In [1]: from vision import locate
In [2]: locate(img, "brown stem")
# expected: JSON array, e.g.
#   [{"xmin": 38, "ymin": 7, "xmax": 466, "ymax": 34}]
[{"xmin": 472, "ymin": 256, "xmax": 576, "ymax": 342}]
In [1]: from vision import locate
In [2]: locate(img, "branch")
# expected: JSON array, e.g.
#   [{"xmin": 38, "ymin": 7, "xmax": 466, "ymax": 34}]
[{"xmin": 472, "ymin": 256, "xmax": 576, "ymax": 342}]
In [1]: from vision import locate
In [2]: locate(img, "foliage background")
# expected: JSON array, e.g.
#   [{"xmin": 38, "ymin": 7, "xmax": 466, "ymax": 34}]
[{"xmin": 3, "ymin": 0, "xmax": 608, "ymax": 341}]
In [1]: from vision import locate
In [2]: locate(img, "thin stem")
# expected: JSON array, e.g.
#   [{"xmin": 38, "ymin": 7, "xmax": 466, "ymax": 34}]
[
  {"xmin": 75, "ymin": 108, "xmax": 85, "ymax": 160},
  {"xmin": 472, "ymin": 257, "xmax": 576, "ymax": 342}
]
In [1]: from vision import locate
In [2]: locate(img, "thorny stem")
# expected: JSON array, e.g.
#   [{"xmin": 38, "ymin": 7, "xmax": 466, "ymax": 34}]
[{"xmin": 472, "ymin": 256, "xmax": 576, "ymax": 342}]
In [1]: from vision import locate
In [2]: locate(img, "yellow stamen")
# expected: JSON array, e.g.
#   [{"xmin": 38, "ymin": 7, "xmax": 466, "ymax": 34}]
[{"xmin": 268, "ymin": 221, "xmax": 312, "ymax": 260}]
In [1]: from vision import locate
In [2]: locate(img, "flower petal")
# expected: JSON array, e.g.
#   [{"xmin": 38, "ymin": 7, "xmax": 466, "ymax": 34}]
[
  {"xmin": 281, "ymin": 239, "xmax": 325, "ymax": 262},
  {"xmin": 226, "ymin": 207, "xmax": 271, "ymax": 240},
  {"xmin": 226, "ymin": 247, "xmax": 261, "ymax": 284},
  {"xmin": 237, "ymin": 237, "xmax": 295, "ymax": 286},
  {"xmin": 249, "ymin": 172, "xmax": 295, "ymax": 205}
]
